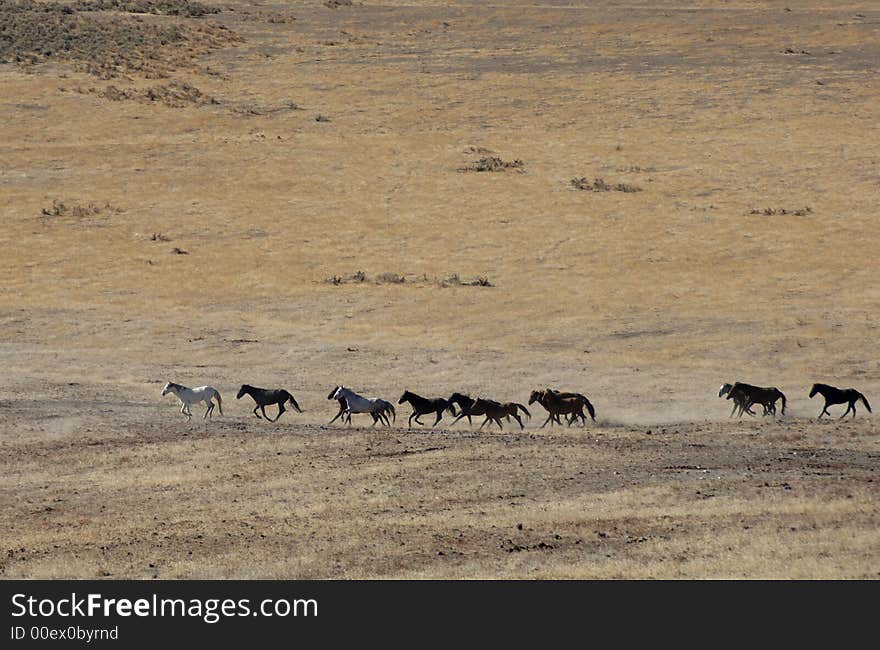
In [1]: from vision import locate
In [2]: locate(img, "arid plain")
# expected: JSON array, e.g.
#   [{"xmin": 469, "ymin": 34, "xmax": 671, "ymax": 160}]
[{"xmin": 1, "ymin": 0, "xmax": 878, "ymax": 578}]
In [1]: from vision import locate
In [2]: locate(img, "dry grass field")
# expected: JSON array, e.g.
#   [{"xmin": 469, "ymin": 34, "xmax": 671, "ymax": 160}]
[{"xmin": 1, "ymin": 0, "xmax": 878, "ymax": 578}]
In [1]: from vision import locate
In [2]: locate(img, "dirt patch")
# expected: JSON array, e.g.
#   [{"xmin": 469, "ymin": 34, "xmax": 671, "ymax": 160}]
[{"xmin": 0, "ymin": 0, "xmax": 238, "ymax": 78}]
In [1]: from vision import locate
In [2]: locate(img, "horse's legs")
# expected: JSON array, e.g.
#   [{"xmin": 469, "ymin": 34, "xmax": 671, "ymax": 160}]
[
  {"xmin": 448, "ymin": 412, "xmax": 466, "ymax": 427},
  {"xmin": 541, "ymin": 413, "xmax": 552, "ymax": 428},
  {"xmin": 479, "ymin": 417, "xmax": 489, "ymax": 430},
  {"xmin": 408, "ymin": 412, "xmax": 416, "ymax": 428},
  {"xmin": 274, "ymin": 402, "xmax": 286, "ymax": 422},
  {"xmin": 494, "ymin": 417, "xmax": 504, "ymax": 431},
  {"xmin": 260, "ymin": 405, "xmax": 271, "ymax": 420},
  {"xmin": 512, "ymin": 414, "xmax": 524, "ymax": 430},
  {"xmin": 432, "ymin": 410, "xmax": 443, "ymax": 427},
  {"xmin": 329, "ymin": 405, "xmax": 345, "ymax": 424}
]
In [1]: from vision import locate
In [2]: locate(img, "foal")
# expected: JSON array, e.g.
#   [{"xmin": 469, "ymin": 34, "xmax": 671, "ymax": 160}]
[
  {"xmin": 472, "ymin": 398, "xmax": 531, "ymax": 430},
  {"xmin": 236, "ymin": 384, "xmax": 302, "ymax": 421}
]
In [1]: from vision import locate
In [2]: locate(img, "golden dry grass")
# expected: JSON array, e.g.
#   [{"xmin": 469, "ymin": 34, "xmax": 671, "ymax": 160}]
[{"xmin": 0, "ymin": 0, "xmax": 878, "ymax": 578}]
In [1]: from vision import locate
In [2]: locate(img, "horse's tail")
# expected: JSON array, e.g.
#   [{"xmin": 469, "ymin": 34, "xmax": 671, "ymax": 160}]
[
  {"xmin": 446, "ymin": 401, "xmax": 457, "ymax": 416},
  {"xmin": 777, "ymin": 390, "xmax": 786, "ymax": 416},
  {"xmin": 858, "ymin": 392, "xmax": 872, "ymax": 413},
  {"xmin": 214, "ymin": 390, "xmax": 223, "ymax": 416},
  {"xmin": 388, "ymin": 403, "xmax": 396, "ymax": 422},
  {"xmin": 287, "ymin": 391, "xmax": 303, "ymax": 413},
  {"xmin": 515, "ymin": 403, "xmax": 531, "ymax": 419},
  {"xmin": 584, "ymin": 398, "xmax": 596, "ymax": 421}
]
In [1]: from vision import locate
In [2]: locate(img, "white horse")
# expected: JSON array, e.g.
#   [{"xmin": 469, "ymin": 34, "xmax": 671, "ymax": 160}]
[
  {"xmin": 330, "ymin": 386, "xmax": 391, "ymax": 426},
  {"xmin": 161, "ymin": 382, "xmax": 223, "ymax": 419}
]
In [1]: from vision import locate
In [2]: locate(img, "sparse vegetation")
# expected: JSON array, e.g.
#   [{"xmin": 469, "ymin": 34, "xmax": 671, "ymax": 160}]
[
  {"xmin": 0, "ymin": 0, "xmax": 239, "ymax": 78},
  {"xmin": 71, "ymin": 0, "xmax": 220, "ymax": 17}
]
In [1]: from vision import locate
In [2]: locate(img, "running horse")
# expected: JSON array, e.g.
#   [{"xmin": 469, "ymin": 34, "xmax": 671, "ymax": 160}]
[
  {"xmin": 809, "ymin": 383, "xmax": 871, "ymax": 419},
  {"xmin": 236, "ymin": 384, "xmax": 302, "ymax": 421},
  {"xmin": 447, "ymin": 393, "xmax": 480, "ymax": 426},
  {"xmin": 397, "ymin": 390, "xmax": 457, "ymax": 427},
  {"xmin": 329, "ymin": 386, "xmax": 394, "ymax": 426},
  {"xmin": 719, "ymin": 383, "xmax": 786, "ymax": 417},
  {"xmin": 719, "ymin": 383, "xmax": 757, "ymax": 418},
  {"xmin": 528, "ymin": 389, "xmax": 595, "ymax": 427},
  {"xmin": 161, "ymin": 382, "xmax": 223, "ymax": 419},
  {"xmin": 471, "ymin": 398, "xmax": 531, "ymax": 430}
]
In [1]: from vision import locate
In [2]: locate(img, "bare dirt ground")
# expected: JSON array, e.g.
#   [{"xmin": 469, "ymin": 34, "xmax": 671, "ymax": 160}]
[{"xmin": 1, "ymin": 0, "xmax": 878, "ymax": 578}]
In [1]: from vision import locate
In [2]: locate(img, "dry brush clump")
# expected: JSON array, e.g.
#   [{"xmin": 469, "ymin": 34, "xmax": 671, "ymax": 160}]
[
  {"xmin": 0, "ymin": 0, "xmax": 238, "ymax": 78},
  {"xmin": 66, "ymin": 79, "xmax": 219, "ymax": 107},
  {"xmin": 39, "ymin": 199, "xmax": 123, "ymax": 223},
  {"xmin": 749, "ymin": 206, "xmax": 813, "ymax": 216},
  {"xmin": 570, "ymin": 177, "xmax": 642, "ymax": 193},
  {"xmin": 459, "ymin": 156, "xmax": 525, "ymax": 173},
  {"xmin": 325, "ymin": 272, "xmax": 493, "ymax": 287}
]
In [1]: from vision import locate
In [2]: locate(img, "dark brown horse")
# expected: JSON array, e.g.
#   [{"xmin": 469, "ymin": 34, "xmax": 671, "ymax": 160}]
[
  {"xmin": 447, "ymin": 393, "xmax": 482, "ymax": 426},
  {"xmin": 528, "ymin": 389, "xmax": 595, "ymax": 427},
  {"xmin": 472, "ymin": 398, "xmax": 530, "ymax": 430}
]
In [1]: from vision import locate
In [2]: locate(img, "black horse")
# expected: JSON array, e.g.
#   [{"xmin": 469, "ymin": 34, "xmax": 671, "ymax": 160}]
[
  {"xmin": 809, "ymin": 383, "xmax": 871, "ymax": 419},
  {"xmin": 237, "ymin": 384, "xmax": 302, "ymax": 421},
  {"xmin": 398, "ymin": 390, "xmax": 457, "ymax": 427},
  {"xmin": 720, "ymin": 382, "xmax": 784, "ymax": 417}
]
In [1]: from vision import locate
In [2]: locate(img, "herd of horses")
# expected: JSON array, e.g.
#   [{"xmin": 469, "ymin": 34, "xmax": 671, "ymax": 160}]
[
  {"xmin": 718, "ymin": 382, "xmax": 871, "ymax": 420},
  {"xmin": 161, "ymin": 381, "xmax": 870, "ymax": 427}
]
